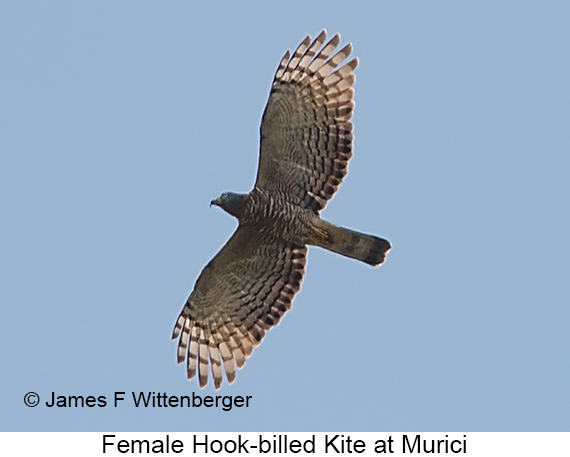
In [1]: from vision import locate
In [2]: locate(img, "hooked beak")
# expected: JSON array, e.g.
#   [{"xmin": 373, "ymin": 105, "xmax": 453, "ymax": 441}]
[{"xmin": 210, "ymin": 197, "xmax": 222, "ymax": 207}]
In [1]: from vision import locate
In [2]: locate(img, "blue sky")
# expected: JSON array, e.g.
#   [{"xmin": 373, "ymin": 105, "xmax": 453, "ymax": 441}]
[{"xmin": 2, "ymin": 1, "xmax": 569, "ymax": 431}]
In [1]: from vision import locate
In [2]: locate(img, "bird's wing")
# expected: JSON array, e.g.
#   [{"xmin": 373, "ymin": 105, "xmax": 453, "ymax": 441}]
[
  {"xmin": 172, "ymin": 225, "xmax": 307, "ymax": 389},
  {"xmin": 255, "ymin": 30, "xmax": 358, "ymax": 213}
]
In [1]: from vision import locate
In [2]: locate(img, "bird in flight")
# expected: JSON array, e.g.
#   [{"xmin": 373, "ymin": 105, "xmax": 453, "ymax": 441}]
[{"xmin": 173, "ymin": 30, "xmax": 391, "ymax": 389}]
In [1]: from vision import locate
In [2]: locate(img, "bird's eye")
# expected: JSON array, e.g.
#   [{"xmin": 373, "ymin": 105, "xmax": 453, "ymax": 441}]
[{"xmin": 222, "ymin": 192, "xmax": 228, "ymax": 198}]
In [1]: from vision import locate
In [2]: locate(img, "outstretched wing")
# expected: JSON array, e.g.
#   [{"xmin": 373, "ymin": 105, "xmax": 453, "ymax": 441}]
[
  {"xmin": 255, "ymin": 30, "xmax": 358, "ymax": 213},
  {"xmin": 172, "ymin": 225, "xmax": 307, "ymax": 389}
]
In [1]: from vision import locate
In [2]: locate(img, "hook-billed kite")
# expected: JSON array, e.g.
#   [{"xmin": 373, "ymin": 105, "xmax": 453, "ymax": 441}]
[{"xmin": 173, "ymin": 30, "xmax": 391, "ymax": 389}]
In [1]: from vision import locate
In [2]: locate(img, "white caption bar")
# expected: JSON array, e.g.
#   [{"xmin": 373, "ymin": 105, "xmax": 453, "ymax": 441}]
[{"xmin": 2, "ymin": 432, "xmax": 569, "ymax": 456}]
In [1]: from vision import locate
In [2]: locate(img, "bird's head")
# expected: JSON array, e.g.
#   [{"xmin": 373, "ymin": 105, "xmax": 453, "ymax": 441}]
[{"xmin": 210, "ymin": 192, "xmax": 247, "ymax": 218}]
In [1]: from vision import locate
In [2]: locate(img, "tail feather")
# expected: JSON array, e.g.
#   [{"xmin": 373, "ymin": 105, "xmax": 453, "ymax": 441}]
[{"xmin": 311, "ymin": 219, "xmax": 391, "ymax": 266}]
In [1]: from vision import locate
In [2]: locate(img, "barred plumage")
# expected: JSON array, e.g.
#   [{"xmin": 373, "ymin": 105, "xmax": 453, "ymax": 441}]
[
  {"xmin": 173, "ymin": 30, "xmax": 391, "ymax": 389},
  {"xmin": 257, "ymin": 30, "xmax": 357, "ymax": 213}
]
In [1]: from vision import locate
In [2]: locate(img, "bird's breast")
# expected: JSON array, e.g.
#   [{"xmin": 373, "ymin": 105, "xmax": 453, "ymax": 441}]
[{"xmin": 242, "ymin": 192, "xmax": 314, "ymax": 245}]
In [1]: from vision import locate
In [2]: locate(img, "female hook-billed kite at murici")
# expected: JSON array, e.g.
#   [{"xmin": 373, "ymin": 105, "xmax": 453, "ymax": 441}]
[{"xmin": 172, "ymin": 30, "xmax": 391, "ymax": 389}]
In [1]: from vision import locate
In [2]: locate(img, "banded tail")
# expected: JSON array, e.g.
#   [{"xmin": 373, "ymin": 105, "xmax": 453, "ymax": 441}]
[{"xmin": 310, "ymin": 219, "xmax": 391, "ymax": 266}]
